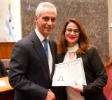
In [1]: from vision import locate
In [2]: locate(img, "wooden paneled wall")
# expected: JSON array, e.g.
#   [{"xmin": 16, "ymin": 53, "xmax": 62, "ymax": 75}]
[{"xmin": 0, "ymin": 42, "xmax": 15, "ymax": 59}]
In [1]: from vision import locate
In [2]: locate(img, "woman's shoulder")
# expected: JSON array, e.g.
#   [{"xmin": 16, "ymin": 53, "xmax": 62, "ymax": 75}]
[
  {"xmin": 86, "ymin": 45, "xmax": 97, "ymax": 52},
  {"xmin": 84, "ymin": 45, "xmax": 99, "ymax": 59}
]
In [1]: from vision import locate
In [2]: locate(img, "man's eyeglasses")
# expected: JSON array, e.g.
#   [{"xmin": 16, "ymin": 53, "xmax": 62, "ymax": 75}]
[{"xmin": 65, "ymin": 29, "xmax": 80, "ymax": 34}]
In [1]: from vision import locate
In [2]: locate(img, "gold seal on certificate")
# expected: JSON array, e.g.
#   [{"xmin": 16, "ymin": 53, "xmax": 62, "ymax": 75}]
[{"xmin": 52, "ymin": 58, "xmax": 86, "ymax": 86}]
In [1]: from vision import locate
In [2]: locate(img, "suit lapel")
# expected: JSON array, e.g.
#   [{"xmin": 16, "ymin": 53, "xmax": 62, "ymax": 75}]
[
  {"xmin": 77, "ymin": 53, "xmax": 80, "ymax": 58},
  {"xmin": 57, "ymin": 53, "xmax": 65, "ymax": 63},
  {"xmin": 30, "ymin": 31, "xmax": 50, "ymax": 78},
  {"xmin": 77, "ymin": 53, "xmax": 82, "ymax": 59}
]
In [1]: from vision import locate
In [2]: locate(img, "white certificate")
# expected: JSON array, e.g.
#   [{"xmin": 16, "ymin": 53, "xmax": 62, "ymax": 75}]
[{"xmin": 52, "ymin": 58, "xmax": 86, "ymax": 86}]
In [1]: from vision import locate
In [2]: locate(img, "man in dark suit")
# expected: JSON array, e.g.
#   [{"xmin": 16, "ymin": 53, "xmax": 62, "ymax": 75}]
[{"xmin": 9, "ymin": 2, "xmax": 57, "ymax": 100}]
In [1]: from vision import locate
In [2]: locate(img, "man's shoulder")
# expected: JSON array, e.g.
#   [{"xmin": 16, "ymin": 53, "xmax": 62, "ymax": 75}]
[
  {"xmin": 17, "ymin": 36, "xmax": 30, "ymax": 45},
  {"xmin": 13, "ymin": 34, "xmax": 33, "ymax": 49},
  {"xmin": 16, "ymin": 31, "xmax": 36, "ymax": 45}
]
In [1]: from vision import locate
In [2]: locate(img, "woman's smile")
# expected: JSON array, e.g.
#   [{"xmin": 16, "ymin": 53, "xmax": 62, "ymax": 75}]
[{"xmin": 69, "ymin": 36, "xmax": 75, "ymax": 39}]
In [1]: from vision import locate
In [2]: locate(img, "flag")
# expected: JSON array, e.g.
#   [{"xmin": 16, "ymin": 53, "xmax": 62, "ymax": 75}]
[{"xmin": 4, "ymin": 0, "xmax": 16, "ymax": 42}]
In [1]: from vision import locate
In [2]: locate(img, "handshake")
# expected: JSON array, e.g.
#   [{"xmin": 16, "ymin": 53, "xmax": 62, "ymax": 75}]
[{"xmin": 45, "ymin": 89, "xmax": 58, "ymax": 100}]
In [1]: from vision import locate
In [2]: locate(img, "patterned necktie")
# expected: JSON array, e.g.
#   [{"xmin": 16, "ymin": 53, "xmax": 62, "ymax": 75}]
[{"xmin": 44, "ymin": 38, "xmax": 48, "ymax": 61}]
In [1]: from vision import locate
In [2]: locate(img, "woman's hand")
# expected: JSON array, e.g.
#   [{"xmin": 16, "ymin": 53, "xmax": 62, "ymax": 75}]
[{"xmin": 71, "ymin": 81, "xmax": 84, "ymax": 93}]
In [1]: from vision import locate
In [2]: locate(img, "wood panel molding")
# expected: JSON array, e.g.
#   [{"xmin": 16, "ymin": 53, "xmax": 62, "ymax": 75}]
[{"xmin": 0, "ymin": 42, "xmax": 15, "ymax": 59}]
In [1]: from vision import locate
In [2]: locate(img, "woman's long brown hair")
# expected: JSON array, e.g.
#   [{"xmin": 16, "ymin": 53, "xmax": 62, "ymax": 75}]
[{"xmin": 59, "ymin": 18, "xmax": 90, "ymax": 54}]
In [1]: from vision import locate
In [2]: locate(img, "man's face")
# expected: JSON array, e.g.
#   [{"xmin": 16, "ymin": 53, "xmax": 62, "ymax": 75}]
[{"xmin": 35, "ymin": 7, "xmax": 56, "ymax": 38}]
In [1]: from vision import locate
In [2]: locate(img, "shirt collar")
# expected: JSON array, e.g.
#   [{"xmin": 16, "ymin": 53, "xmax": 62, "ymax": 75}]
[
  {"xmin": 35, "ymin": 28, "xmax": 49, "ymax": 42},
  {"xmin": 67, "ymin": 43, "xmax": 79, "ymax": 53}
]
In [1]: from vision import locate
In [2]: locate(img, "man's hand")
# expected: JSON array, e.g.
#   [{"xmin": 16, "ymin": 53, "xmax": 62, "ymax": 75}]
[{"xmin": 45, "ymin": 89, "xmax": 56, "ymax": 100}]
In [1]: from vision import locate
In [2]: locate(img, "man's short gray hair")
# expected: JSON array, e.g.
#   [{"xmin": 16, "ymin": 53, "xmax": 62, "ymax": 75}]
[{"xmin": 36, "ymin": 2, "xmax": 57, "ymax": 17}]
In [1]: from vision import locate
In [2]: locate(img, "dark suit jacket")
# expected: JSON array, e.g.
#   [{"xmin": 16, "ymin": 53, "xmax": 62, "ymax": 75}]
[
  {"xmin": 9, "ymin": 31, "xmax": 57, "ymax": 100},
  {"xmin": 0, "ymin": 60, "xmax": 8, "ymax": 78},
  {"xmin": 56, "ymin": 46, "xmax": 107, "ymax": 100}
]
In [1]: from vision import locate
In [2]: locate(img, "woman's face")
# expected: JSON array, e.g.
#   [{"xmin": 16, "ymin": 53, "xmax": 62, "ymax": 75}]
[{"xmin": 65, "ymin": 22, "xmax": 80, "ymax": 47}]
